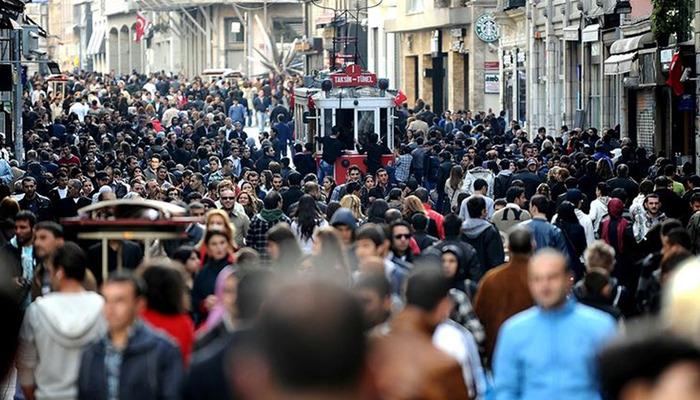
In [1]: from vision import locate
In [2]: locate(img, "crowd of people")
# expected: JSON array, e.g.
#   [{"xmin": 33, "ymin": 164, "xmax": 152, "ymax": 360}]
[{"xmin": 0, "ymin": 69, "xmax": 699, "ymax": 400}]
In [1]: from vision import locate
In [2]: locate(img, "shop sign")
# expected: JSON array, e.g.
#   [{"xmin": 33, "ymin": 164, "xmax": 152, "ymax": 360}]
[
  {"xmin": 475, "ymin": 13, "xmax": 501, "ymax": 43},
  {"xmin": 485, "ymin": 73, "xmax": 500, "ymax": 93}
]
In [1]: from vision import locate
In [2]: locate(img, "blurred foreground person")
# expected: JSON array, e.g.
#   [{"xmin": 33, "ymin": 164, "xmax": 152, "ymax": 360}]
[
  {"xmin": 493, "ymin": 249, "xmax": 616, "ymax": 400},
  {"xmin": 473, "ymin": 228, "xmax": 535, "ymax": 366},
  {"xmin": 598, "ymin": 326, "xmax": 700, "ymax": 400},
  {"xmin": 663, "ymin": 257, "xmax": 700, "ymax": 346},
  {"xmin": 370, "ymin": 266, "xmax": 471, "ymax": 400},
  {"xmin": 78, "ymin": 272, "xmax": 183, "ymax": 400},
  {"xmin": 18, "ymin": 243, "xmax": 104, "ymax": 400},
  {"xmin": 184, "ymin": 270, "xmax": 272, "ymax": 400},
  {"xmin": 236, "ymin": 279, "xmax": 372, "ymax": 400}
]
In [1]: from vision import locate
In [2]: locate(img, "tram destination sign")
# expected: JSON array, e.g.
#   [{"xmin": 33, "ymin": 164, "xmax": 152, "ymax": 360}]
[{"xmin": 330, "ymin": 64, "xmax": 377, "ymax": 87}]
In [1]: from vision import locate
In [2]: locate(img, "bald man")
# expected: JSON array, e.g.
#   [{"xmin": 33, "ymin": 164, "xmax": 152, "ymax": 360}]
[{"xmin": 493, "ymin": 250, "xmax": 617, "ymax": 400}]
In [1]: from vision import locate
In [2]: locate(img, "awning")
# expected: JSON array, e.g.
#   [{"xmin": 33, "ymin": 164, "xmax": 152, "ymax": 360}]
[
  {"xmin": 563, "ymin": 23, "xmax": 580, "ymax": 41},
  {"xmin": 582, "ymin": 24, "xmax": 600, "ymax": 43},
  {"xmin": 610, "ymin": 32, "xmax": 654, "ymax": 55},
  {"xmin": 86, "ymin": 26, "xmax": 106, "ymax": 55},
  {"xmin": 604, "ymin": 52, "xmax": 635, "ymax": 75}
]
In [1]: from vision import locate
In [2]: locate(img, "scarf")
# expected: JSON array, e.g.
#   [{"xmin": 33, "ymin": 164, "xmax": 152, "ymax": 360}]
[{"xmin": 260, "ymin": 208, "xmax": 284, "ymax": 223}]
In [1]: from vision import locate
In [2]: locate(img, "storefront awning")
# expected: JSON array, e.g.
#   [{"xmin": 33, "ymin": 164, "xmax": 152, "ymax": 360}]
[
  {"xmin": 604, "ymin": 52, "xmax": 635, "ymax": 75},
  {"xmin": 582, "ymin": 24, "xmax": 600, "ymax": 43},
  {"xmin": 563, "ymin": 23, "xmax": 580, "ymax": 41},
  {"xmin": 86, "ymin": 26, "xmax": 105, "ymax": 55},
  {"xmin": 610, "ymin": 32, "xmax": 654, "ymax": 55},
  {"xmin": 315, "ymin": 12, "xmax": 336, "ymax": 28}
]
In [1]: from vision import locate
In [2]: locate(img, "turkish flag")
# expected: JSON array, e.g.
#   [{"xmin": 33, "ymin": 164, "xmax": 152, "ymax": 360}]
[
  {"xmin": 666, "ymin": 52, "xmax": 685, "ymax": 96},
  {"xmin": 135, "ymin": 12, "xmax": 148, "ymax": 43},
  {"xmin": 394, "ymin": 90, "xmax": 407, "ymax": 106}
]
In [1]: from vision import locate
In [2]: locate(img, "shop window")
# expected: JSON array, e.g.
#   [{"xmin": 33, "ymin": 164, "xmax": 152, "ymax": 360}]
[{"xmin": 407, "ymin": 0, "xmax": 423, "ymax": 13}]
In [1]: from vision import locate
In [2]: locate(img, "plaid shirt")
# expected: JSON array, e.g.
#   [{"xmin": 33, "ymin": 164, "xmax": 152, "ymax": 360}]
[
  {"xmin": 245, "ymin": 213, "xmax": 292, "ymax": 261},
  {"xmin": 394, "ymin": 154, "xmax": 413, "ymax": 183}
]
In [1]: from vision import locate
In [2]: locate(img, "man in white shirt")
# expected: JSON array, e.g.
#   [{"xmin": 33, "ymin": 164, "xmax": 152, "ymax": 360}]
[{"xmin": 68, "ymin": 96, "xmax": 88, "ymax": 123}]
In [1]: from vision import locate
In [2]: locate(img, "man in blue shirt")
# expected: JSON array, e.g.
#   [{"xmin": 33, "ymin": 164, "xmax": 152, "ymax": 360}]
[
  {"xmin": 518, "ymin": 194, "xmax": 570, "ymax": 257},
  {"xmin": 227, "ymin": 98, "xmax": 247, "ymax": 125},
  {"xmin": 493, "ymin": 249, "xmax": 616, "ymax": 400}
]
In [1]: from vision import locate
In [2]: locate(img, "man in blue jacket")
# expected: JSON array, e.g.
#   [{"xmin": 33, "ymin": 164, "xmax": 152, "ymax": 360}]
[
  {"xmin": 518, "ymin": 194, "xmax": 570, "ymax": 258},
  {"xmin": 78, "ymin": 272, "xmax": 183, "ymax": 400},
  {"xmin": 493, "ymin": 249, "xmax": 616, "ymax": 400}
]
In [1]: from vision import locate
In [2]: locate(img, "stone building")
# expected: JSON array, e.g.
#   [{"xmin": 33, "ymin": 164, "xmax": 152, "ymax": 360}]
[{"xmin": 384, "ymin": 0, "xmax": 501, "ymax": 114}]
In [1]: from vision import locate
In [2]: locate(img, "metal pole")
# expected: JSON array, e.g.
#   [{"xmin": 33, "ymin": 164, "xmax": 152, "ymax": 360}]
[{"xmin": 13, "ymin": 28, "xmax": 23, "ymax": 164}]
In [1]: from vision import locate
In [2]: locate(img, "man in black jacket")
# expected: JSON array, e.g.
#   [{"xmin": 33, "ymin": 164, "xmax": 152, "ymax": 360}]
[
  {"xmin": 281, "ymin": 172, "xmax": 304, "ymax": 216},
  {"xmin": 78, "ymin": 273, "xmax": 183, "ymax": 400},
  {"xmin": 460, "ymin": 196, "xmax": 505, "ymax": 279},
  {"xmin": 18, "ymin": 177, "xmax": 53, "ymax": 222},
  {"xmin": 318, "ymin": 126, "xmax": 345, "ymax": 181},
  {"xmin": 606, "ymin": 164, "xmax": 639, "ymax": 205},
  {"xmin": 359, "ymin": 133, "xmax": 391, "ymax": 175}
]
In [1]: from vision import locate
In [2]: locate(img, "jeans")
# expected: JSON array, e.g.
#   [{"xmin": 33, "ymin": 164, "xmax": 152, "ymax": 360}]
[
  {"xmin": 257, "ymin": 112, "xmax": 267, "ymax": 132},
  {"xmin": 318, "ymin": 160, "xmax": 334, "ymax": 182}
]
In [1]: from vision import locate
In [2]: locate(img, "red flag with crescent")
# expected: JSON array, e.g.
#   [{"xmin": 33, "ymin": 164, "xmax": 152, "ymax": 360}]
[{"xmin": 135, "ymin": 12, "xmax": 148, "ymax": 43}]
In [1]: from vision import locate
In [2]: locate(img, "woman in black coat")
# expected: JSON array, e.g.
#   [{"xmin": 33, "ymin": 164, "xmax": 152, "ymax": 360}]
[{"xmin": 555, "ymin": 201, "xmax": 587, "ymax": 280}]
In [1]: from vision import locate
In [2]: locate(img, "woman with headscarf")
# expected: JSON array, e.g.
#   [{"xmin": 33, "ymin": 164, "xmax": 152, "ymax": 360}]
[
  {"xmin": 194, "ymin": 265, "xmax": 244, "ymax": 350},
  {"xmin": 191, "ymin": 229, "xmax": 235, "ymax": 326},
  {"xmin": 554, "ymin": 201, "xmax": 587, "ymax": 280},
  {"xmin": 599, "ymin": 197, "xmax": 635, "ymax": 287}
]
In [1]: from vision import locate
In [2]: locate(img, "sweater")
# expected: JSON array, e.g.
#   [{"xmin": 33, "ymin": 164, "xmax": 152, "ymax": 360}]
[{"xmin": 493, "ymin": 299, "xmax": 616, "ymax": 400}]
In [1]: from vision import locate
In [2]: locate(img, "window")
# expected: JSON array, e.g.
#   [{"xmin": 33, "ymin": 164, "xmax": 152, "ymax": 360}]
[
  {"xmin": 639, "ymin": 51, "xmax": 656, "ymax": 85},
  {"xmin": 225, "ymin": 18, "xmax": 244, "ymax": 44},
  {"xmin": 407, "ymin": 0, "xmax": 423, "ymax": 13},
  {"xmin": 273, "ymin": 19, "xmax": 303, "ymax": 43}
]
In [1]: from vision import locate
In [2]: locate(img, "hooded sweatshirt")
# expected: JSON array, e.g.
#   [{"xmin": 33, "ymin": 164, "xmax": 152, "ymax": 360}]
[
  {"xmin": 461, "ymin": 218, "xmax": 505, "ymax": 275},
  {"xmin": 18, "ymin": 291, "xmax": 105, "ymax": 400}
]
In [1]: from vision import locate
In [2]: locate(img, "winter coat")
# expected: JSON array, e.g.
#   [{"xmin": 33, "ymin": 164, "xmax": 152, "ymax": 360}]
[{"xmin": 77, "ymin": 322, "xmax": 184, "ymax": 400}]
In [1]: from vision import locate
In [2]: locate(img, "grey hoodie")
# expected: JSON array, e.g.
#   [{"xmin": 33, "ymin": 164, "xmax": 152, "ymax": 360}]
[
  {"xmin": 18, "ymin": 291, "xmax": 105, "ymax": 400},
  {"xmin": 461, "ymin": 217, "xmax": 493, "ymax": 239}
]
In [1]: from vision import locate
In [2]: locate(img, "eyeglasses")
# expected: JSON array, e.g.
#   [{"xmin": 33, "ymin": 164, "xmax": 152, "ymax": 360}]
[
  {"xmin": 393, "ymin": 234, "xmax": 412, "ymax": 240},
  {"xmin": 221, "ymin": 197, "xmax": 235, "ymax": 200}
]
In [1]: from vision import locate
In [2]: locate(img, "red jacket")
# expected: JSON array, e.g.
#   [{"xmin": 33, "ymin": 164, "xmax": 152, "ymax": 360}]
[
  {"xmin": 141, "ymin": 308, "xmax": 195, "ymax": 366},
  {"xmin": 423, "ymin": 203, "xmax": 445, "ymax": 240}
]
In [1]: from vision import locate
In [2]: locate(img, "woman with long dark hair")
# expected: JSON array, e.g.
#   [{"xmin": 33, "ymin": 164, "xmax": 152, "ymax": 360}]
[
  {"xmin": 554, "ymin": 201, "xmax": 587, "ymax": 279},
  {"xmin": 291, "ymin": 194, "xmax": 328, "ymax": 253},
  {"xmin": 139, "ymin": 261, "xmax": 195, "ymax": 365}
]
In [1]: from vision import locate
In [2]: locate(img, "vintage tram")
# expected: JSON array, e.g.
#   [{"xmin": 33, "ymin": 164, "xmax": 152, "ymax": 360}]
[{"xmin": 292, "ymin": 64, "xmax": 400, "ymax": 184}]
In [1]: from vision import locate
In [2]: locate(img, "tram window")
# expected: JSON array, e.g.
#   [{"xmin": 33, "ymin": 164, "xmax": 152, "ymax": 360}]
[
  {"xmin": 357, "ymin": 110, "xmax": 375, "ymax": 146},
  {"xmin": 323, "ymin": 108, "xmax": 333, "ymax": 137},
  {"xmin": 379, "ymin": 108, "xmax": 388, "ymax": 145}
]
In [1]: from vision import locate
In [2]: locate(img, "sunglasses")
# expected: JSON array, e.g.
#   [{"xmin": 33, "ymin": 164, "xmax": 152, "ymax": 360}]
[{"xmin": 394, "ymin": 234, "xmax": 412, "ymax": 240}]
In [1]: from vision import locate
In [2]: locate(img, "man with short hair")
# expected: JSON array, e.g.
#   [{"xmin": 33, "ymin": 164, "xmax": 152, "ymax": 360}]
[
  {"xmin": 461, "ymin": 196, "xmax": 505, "ymax": 277},
  {"xmin": 460, "ymin": 178, "xmax": 495, "ymax": 220},
  {"xmin": 246, "ymin": 191, "xmax": 291, "ymax": 261},
  {"xmin": 144, "ymin": 155, "xmax": 161, "ymax": 181},
  {"xmin": 492, "ymin": 187, "xmax": 531, "ymax": 234},
  {"xmin": 56, "ymin": 179, "xmax": 91, "ymax": 219},
  {"xmin": 415, "ymin": 187, "xmax": 445, "ymax": 239},
  {"xmin": 30, "ymin": 221, "xmax": 66, "ymax": 299},
  {"xmin": 354, "ymin": 272, "xmax": 393, "ymax": 332},
  {"xmin": 78, "ymin": 272, "xmax": 184, "ymax": 399},
  {"xmin": 219, "ymin": 189, "xmax": 250, "ymax": 247},
  {"xmin": 633, "ymin": 193, "xmax": 667, "ymax": 243},
  {"xmin": 331, "ymin": 165, "xmax": 362, "ymax": 202},
  {"xmin": 318, "ymin": 126, "xmax": 345, "ymax": 181},
  {"xmin": 372, "ymin": 266, "xmax": 470, "ymax": 400},
  {"xmin": 251, "ymin": 280, "xmax": 367, "ymax": 399},
  {"xmin": 493, "ymin": 250, "xmax": 616, "ymax": 399},
  {"xmin": 281, "ymin": 172, "xmax": 304, "ymax": 216},
  {"xmin": 18, "ymin": 177, "xmax": 53, "ymax": 221},
  {"xmin": 473, "ymin": 229, "xmax": 535, "ymax": 364},
  {"xmin": 518, "ymin": 194, "xmax": 569, "ymax": 256},
  {"xmin": 0, "ymin": 211, "xmax": 37, "ymax": 306},
  {"xmin": 355, "ymin": 224, "xmax": 408, "ymax": 298},
  {"xmin": 18, "ymin": 243, "xmax": 105, "ymax": 400}
]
